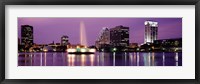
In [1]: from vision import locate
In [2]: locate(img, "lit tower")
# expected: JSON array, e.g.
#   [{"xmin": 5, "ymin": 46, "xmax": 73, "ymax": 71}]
[
  {"xmin": 144, "ymin": 21, "xmax": 158, "ymax": 43},
  {"xmin": 21, "ymin": 25, "xmax": 34, "ymax": 47},
  {"xmin": 99, "ymin": 27, "xmax": 110, "ymax": 45},
  {"xmin": 95, "ymin": 27, "xmax": 110, "ymax": 49},
  {"xmin": 61, "ymin": 35, "xmax": 69, "ymax": 46}
]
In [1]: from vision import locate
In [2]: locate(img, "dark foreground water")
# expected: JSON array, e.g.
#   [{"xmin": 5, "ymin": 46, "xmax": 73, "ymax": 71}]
[{"xmin": 18, "ymin": 52, "xmax": 182, "ymax": 66}]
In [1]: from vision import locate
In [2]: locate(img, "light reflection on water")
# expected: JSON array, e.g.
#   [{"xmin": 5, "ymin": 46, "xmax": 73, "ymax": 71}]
[{"xmin": 18, "ymin": 52, "xmax": 182, "ymax": 66}]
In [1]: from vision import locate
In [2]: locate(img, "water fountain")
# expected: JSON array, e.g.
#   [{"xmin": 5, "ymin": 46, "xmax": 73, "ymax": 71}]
[
  {"xmin": 80, "ymin": 21, "xmax": 88, "ymax": 47},
  {"xmin": 67, "ymin": 21, "xmax": 96, "ymax": 54}
]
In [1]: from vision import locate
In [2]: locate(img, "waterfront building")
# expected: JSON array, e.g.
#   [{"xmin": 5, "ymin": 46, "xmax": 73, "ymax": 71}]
[
  {"xmin": 154, "ymin": 38, "xmax": 182, "ymax": 47},
  {"xmin": 95, "ymin": 27, "xmax": 110, "ymax": 49},
  {"xmin": 129, "ymin": 43, "xmax": 138, "ymax": 48},
  {"xmin": 21, "ymin": 25, "xmax": 34, "ymax": 47},
  {"xmin": 144, "ymin": 21, "xmax": 158, "ymax": 43},
  {"xmin": 110, "ymin": 25, "xmax": 129, "ymax": 47},
  {"xmin": 61, "ymin": 35, "xmax": 69, "ymax": 46},
  {"xmin": 56, "ymin": 43, "xmax": 61, "ymax": 46},
  {"xmin": 68, "ymin": 44, "xmax": 85, "ymax": 49},
  {"xmin": 153, "ymin": 38, "xmax": 182, "ymax": 52},
  {"xmin": 43, "ymin": 46, "xmax": 54, "ymax": 52},
  {"xmin": 95, "ymin": 40, "xmax": 100, "ymax": 49}
]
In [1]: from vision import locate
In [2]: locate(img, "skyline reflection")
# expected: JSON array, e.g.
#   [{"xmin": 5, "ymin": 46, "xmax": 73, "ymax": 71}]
[{"xmin": 18, "ymin": 52, "xmax": 182, "ymax": 66}]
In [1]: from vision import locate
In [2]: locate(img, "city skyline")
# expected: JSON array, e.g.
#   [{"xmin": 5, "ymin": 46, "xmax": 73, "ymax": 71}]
[{"xmin": 18, "ymin": 18, "xmax": 182, "ymax": 46}]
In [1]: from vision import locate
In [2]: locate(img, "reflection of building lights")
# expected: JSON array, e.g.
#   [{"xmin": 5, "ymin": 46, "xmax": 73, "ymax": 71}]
[
  {"xmin": 68, "ymin": 54, "xmax": 72, "ymax": 66},
  {"xmin": 68, "ymin": 54, "xmax": 75, "ymax": 66},
  {"xmin": 90, "ymin": 54, "xmax": 95, "ymax": 66},
  {"xmin": 80, "ymin": 48, "xmax": 87, "ymax": 52},
  {"xmin": 67, "ymin": 49, "xmax": 76, "ymax": 52},
  {"xmin": 81, "ymin": 54, "xmax": 86, "ymax": 66},
  {"xmin": 175, "ymin": 53, "xmax": 178, "ymax": 62},
  {"xmin": 90, "ymin": 54, "xmax": 95, "ymax": 57},
  {"xmin": 89, "ymin": 49, "xmax": 96, "ymax": 52},
  {"xmin": 90, "ymin": 54, "xmax": 95, "ymax": 61},
  {"xmin": 71, "ymin": 54, "xmax": 75, "ymax": 65}
]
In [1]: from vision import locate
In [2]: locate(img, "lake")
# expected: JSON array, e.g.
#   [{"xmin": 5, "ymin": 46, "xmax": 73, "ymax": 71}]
[{"xmin": 18, "ymin": 52, "xmax": 182, "ymax": 66}]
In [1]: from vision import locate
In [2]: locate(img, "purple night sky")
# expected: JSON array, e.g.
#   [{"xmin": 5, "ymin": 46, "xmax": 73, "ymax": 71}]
[{"xmin": 18, "ymin": 18, "xmax": 182, "ymax": 46}]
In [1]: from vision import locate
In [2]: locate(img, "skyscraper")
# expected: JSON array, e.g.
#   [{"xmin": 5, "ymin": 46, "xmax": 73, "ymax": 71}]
[
  {"xmin": 21, "ymin": 25, "xmax": 33, "ymax": 47},
  {"xmin": 110, "ymin": 25, "xmax": 129, "ymax": 47},
  {"xmin": 144, "ymin": 21, "xmax": 158, "ymax": 43},
  {"xmin": 61, "ymin": 35, "xmax": 69, "ymax": 46},
  {"xmin": 95, "ymin": 27, "xmax": 110, "ymax": 49}
]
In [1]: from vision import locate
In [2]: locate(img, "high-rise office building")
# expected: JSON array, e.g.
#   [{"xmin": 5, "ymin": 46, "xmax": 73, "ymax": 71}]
[
  {"xmin": 21, "ymin": 25, "xmax": 34, "ymax": 47},
  {"xmin": 61, "ymin": 35, "xmax": 69, "ymax": 46},
  {"xmin": 95, "ymin": 27, "xmax": 110, "ymax": 49},
  {"xmin": 144, "ymin": 21, "xmax": 158, "ymax": 43},
  {"xmin": 110, "ymin": 25, "xmax": 129, "ymax": 47}
]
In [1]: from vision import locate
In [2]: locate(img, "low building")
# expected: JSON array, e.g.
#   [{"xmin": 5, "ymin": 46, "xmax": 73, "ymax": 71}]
[
  {"xmin": 153, "ymin": 38, "xmax": 182, "ymax": 52},
  {"xmin": 129, "ymin": 43, "xmax": 138, "ymax": 48}
]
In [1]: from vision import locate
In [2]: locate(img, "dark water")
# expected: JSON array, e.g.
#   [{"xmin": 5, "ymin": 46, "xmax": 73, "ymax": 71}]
[{"xmin": 18, "ymin": 52, "xmax": 182, "ymax": 66}]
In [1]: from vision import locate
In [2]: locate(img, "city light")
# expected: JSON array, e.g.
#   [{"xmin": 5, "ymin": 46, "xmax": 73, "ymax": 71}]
[
  {"xmin": 43, "ymin": 49, "xmax": 48, "ymax": 52},
  {"xmin": 76, "ymin": 46, "xmax": 80, "ymax": 48},
  {"xmin": 80, "ymin": 48, "xmax": 87, "ymax": 52},
  {"xmin": 53, "ymin": 49, "xmax": 56, "ymax": 52},
  {"xmin": 112, "ymin": 48, "xmax": 117, "ymax": 52},
  {"xmin": 67, "ymin": 48, "xmax": 76, "ymax": 52},
  {"xmin": 89, "ymin": 48, "xmax": 96, "ymax": 52}
]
